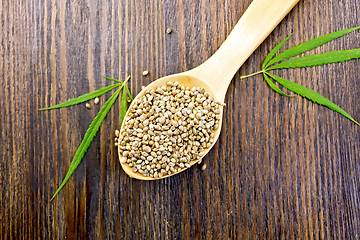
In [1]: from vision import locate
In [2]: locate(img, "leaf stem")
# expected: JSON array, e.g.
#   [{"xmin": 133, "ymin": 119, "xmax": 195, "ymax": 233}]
[
  {"xmin": 123, "ymin": 75, "xmax": 131, "ymax": 85},
  {"xmin": 240, "ymin": 70, "xmax": 265, "ymax": 80}
]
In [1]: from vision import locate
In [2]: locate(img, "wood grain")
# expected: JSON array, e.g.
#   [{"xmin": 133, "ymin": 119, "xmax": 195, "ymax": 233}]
[{"xmin": 1, "ymin": 0, "xmax": 360, "ymax": 239}]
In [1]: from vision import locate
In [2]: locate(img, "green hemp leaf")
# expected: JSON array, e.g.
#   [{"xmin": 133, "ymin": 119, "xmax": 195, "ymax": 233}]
[
  {"xmin": 241, "ymin": 26, "xmax": 360, "ymax": 125},
  {"xmin": 40, "ymin": 76, "xmax": 132, "ymax": 200}
]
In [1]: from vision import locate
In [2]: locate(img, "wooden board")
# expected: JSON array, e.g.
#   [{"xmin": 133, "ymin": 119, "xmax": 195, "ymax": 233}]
[{"xmin": 1, "ymin": 0, "xmax": 360, "ymax": 239}]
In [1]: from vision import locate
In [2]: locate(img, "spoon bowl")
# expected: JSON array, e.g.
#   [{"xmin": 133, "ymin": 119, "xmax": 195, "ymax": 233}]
[
  {"xmin": 119, "ymin": 74, "xmax": 224, "ymax": 180},
  {"xmin": 119, "ymin": 0, "xmax": 300, "ymax": 180}
]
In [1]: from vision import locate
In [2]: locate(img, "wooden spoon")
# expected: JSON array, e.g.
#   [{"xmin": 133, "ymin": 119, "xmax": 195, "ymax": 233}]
[{"xmin": 119, "ymin": 0, "xmax": 300, "ymax": 180}]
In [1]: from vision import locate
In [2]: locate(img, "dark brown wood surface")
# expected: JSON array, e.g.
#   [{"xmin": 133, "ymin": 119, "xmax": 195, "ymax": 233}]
[{"xmin": 1, "ymin": 0, "xmax": 360, "ymax": 239}]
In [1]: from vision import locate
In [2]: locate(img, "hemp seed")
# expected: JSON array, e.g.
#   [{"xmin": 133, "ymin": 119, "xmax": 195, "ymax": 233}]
[
  {"xmin": 94, "ymin": 97, "xmax": 99, "ymax": 105},
  {"xmin": 201, "ymin": 164, "xmax": 207, "ymax": 171},
  {"xmin": 115, "ymin": 129, "xmax": 120, "ymax": 137}
]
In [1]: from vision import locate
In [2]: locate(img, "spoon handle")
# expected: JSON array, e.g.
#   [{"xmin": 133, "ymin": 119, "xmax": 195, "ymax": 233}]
[{"xmin": 188, "ymin": 0, "xmax": 300, "ymax": 101}]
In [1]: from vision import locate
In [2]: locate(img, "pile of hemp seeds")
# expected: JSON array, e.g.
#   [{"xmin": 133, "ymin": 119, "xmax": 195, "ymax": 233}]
[{"xmin": 117, "ymin": 81, "xmax": 221, "ymax": 178}]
